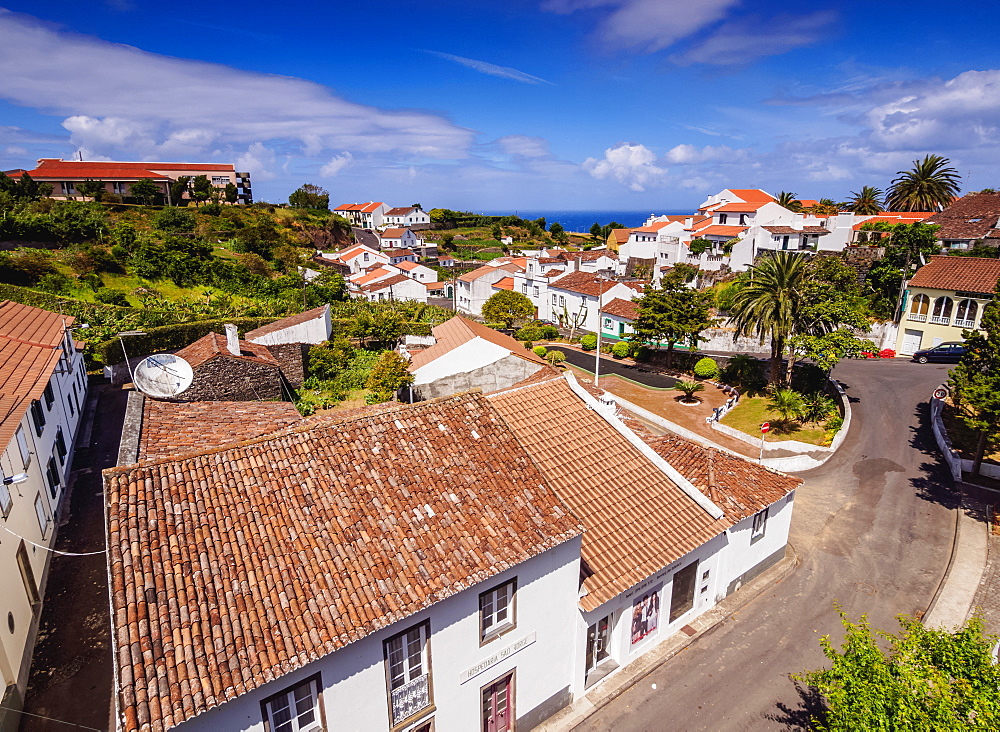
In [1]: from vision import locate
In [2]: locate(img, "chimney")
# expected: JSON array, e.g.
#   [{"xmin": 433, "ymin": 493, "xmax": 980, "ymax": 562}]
[{"xmin": 224, "ymin": 323, "xmax": 240, "ymax": 356}]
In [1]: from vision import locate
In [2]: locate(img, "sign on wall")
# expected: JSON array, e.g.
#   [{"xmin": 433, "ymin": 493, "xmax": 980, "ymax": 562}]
[
  {"xmin": 630, "ymin": 587, "xmax": 661, "ymax": 646},
  {"xmin": 460, "ymin": 632, "xmax": 536, "ymax": 684}
]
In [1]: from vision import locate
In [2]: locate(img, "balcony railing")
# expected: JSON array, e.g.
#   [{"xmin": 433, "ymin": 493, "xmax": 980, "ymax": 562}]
[
  {"xmin": 954, "ymin": 318, "xmax": 975, "ymax": 329},
  {"xmin": 907, "ymin": 313, "xmax": 927, "ymax": 322},
  {"xmin": 391, "ymin": 674, "xmax": 430, "ymax": 724},
  {"xmin": 930, "ymin": 316, "xmax": 950, "ymax": 325}
]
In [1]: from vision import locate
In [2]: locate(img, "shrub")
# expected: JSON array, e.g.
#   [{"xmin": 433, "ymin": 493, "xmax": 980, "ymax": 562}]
[
  {"xmin": 674, "ymin": 379, "xmax": 705, "ymax": 402},
  {"xmin": 879, "ymin": 348, "xmax": 896, "ymax": 359},
  {"xmin": 612, "ymin": 341, "xmax": 631, "ymax": 359},
  {"xmin": 540, "ymin": 324, "xmax": 559, "ymax": 339},
  {"xmin": 693, "ymin": 357, "xmax": 719, "ymax": 379},
  {"xmin": 515, "ymin": 325, "xmax": 544, "ymax": 342},
  {"xmin": 533, "ymin": 345, "xmax": 548, "ymax": 357},
  {"xmin": 546, "ymin": 350, "xmax": 566, "ymax": 365},
  {"xmin": 94, "ymin": 287, "xmax": 130, "ymax": 306},
  {"xmin": 719, "ymin": 354, "xmax": 766, "ymax": 395},
  {"xmin": 689, "ymin": 238, "xmax": 712, "ymax": 256},
  {"xmin": 153, "ymin": 207, "xmax": 196, "ymax": 232},
  {"xmin": 522, "ymin": 340, "xmax": 533, "ymax": 350},
  {"xmin": 580, "ymin": 334, "xmax": 598, "ymax": 351},
  {"xmin": 36, "ymin": 272, "xmax": 73, "ymax": 295}
]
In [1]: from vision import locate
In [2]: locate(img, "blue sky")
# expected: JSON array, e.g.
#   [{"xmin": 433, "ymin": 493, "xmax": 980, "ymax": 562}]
[{"xmin": 1, "ymin": 1, "xmax": 999, "ymax": 211}]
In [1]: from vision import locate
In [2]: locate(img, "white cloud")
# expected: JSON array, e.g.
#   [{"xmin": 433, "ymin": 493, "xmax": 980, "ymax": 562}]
[
  {"xmin": 583, "ymin": 142, "xmax": 667, "ymax": 191},
  {"xmin": 235, "ymin": 142, "xmax": 278, "ymax": 181},
  {"xmin": 497, "ymin": 135, "xmax": 552, "ymax": 159},
  {"xmin": 320, "ymin": 152, "xmax": 353, "ymax": 177},
  {"xmin": 671, "ymin": 12, "xmax": 836, "ymax": 67},
  {"xmin": 0, "ymin": 9, "xmax": 474, "ymax": 164},
  {"xmin": 665, "ymin": 143, "xmax": 740, "ymax": 164},
  {"xmin": 424, "ymin": 51, "xmax": 553, "ymax": 85}
]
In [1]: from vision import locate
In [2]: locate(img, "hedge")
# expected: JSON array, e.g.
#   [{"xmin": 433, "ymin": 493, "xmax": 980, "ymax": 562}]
[
  {"xmin": 92, "ymin": 317, "xmax": 276, "ymax": 365},
  {"xmin": 328, "ymin": 318, "xmax": 433, "ymax": 337}
]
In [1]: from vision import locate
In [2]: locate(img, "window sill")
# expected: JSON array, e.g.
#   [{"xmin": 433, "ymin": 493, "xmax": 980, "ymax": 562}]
[{"xmin": 480, "ymin": 621, "xmax": 516, "ymax": 646}]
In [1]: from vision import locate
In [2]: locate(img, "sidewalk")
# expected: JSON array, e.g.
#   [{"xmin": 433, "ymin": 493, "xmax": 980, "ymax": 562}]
[
  {"xmin": 922, "ymin": 492, "xmax": 988, "ymax": 629},
  {"xmin": 535, "ymin": 544, "xmax": 800, "ymax": 731}
]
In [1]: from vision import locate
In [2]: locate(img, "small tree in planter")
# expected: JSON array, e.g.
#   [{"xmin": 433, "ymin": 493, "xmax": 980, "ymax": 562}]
[
  {"xmin": 693, "ymin": 357, "xmax": 719, "ymax": 379},
  {"xmin": 673, "ymin": 379, "xmax": 705, "ymax": 404},
  {"xmin": 546, "ymin": 350, "xmax": 566, "ymax": 366},
  {"xmin": 612, "ymin": 340, "xmax": 631, "ymax": 359}
]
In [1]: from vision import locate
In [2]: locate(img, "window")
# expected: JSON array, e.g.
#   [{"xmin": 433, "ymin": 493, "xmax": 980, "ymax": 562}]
[
  {"xmin": 603, "ymin": 317, "xmax": 613, "ymax": 331},
  {"xmin": 262, "ymin": 675, "xmax": 323, "ymax": 732},
  {"xmin": 55, "ymin": 427, "xmax": 67, "ymax": 464},
  {"xmin": 60, "ymin": 182, "xmax": 76, "ymax": 196},
  {"xmin": 0, "ymin": 480, "xmax": 11, "ymax": 518},
  {"xmin": 751, "ymin": 507, "xmax": 769, "ymax": 543},
  {"xmin": 956, "ymin": 299, "xmax": 978, "ymax": 328},
  {"xmin": 521, "ymin": 285, "xmax": 528, "ymax": 295},
  {"xmin": 908, "ymin": 293, "xmax": 930, "ymax": 322},
  {"xmin": 17, "ymin": 541, "xmax": 40, "ymax": 611},
  {"xmin": 739, "ymin": 214, "xmax": 747, "ymax": 225},
  {"xmin": 718, "ymin": 213, "xmax": 728, "ymax": 225},
  {"xmin": 46, "ymin": 456, "xmax": 60, "ymax": 499},
  {"xmin": 16, "ymin": 427, "xmax": 31, "ymax": 468},
  {"xmin": 384, "ymin": 622, "xmax": 432, "ymax": 726},
  {"xmin": 34, "ymin": 493, "xmax": 51, "ymax": 537},
  {"xmin": 43, "ymin": 383, "xmax": 54, "ymax": 409},
  {"xmin": 113, "ymin": 181, "xmax": 127, "ymax": 195},
  {"xmin": 480, "ymin": 579, "xmax": 516, "ymax": 641},
  {"xmin": 30, "ymin": 400, "xmax": 45, "ymax": 436},
  {"xmin": 668, "ymin": 561, "xmax": 698, "ymax": 623},
  {"xmin": 551, "ymin": 294, "xmax": 557, "ymax": 304},
  {"xmin": 931, "ymin": 296, "xmax": 953, "ymax": 325},
  {"xmin": 559, "ymin": 296, "xmax": 565, "ymax": 307},
  {"xmin": 211, "ymin": 176, "xmax": 230, "ymax": 185},
  {"xmin": 481, "ymin": 672, "xmax": 513, "ymax": 732},
  {"xmin": 532, "ymin": 287, "xmax": 539, "ymax": 297}
]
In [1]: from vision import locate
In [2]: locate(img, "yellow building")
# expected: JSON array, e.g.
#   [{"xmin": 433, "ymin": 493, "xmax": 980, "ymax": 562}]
[{"xmin": 896, "ymin": 256, "xmax": 1000, "ymax": 355}]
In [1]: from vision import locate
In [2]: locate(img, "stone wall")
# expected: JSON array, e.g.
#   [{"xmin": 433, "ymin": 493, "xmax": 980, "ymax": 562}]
[
  {"xmin": 178, "ymin": 357, "xmax": 288, "ymax": 402},
  {"xmin": 410, "ymin": 355, "xmax": 544, "ymax": 402},
  {"xmin": 268, "ymin": 343, "xmax": 307, "ymax": 388}
]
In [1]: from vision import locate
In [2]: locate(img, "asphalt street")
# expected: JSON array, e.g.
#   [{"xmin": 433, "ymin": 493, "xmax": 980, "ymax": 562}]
[
  {"xmin": 558, "ymin": 348, "xmax": 680, "ymax": 389},
  {"xmin": 576, "ymin": 358, "xmax": 958, "ymax": 731}
]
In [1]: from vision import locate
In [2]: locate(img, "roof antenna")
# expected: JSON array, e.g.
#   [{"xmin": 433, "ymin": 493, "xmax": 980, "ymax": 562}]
[{"xmin": 78, "ymin": 150, "xmax": 83, "ymax": 161}]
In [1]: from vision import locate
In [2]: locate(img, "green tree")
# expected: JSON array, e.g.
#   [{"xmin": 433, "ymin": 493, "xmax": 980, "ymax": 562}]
[
  {"xmin": 545, "ymin": 349, "xmax": 566, "ymax": 366},
  {"xmin": 673, "ymin": 379, "xmax": 705, "ymax": 403},
  {"xmin": 845, "ymin": 186, "xmax": 884, "ymax": 215},
  {"xmin": 289, "ymin": 183, "xmax": 330, "ymax": 210},
  {"xmin": 795, "ymin": 610, "xmax": 1000, "ymax": 731},
  {"xmin": 630, "ymin": 271, "xmax": 714, "ymax": 368},
  {"xmin": 169, "ymin": 175, "xmax": 191, "ymax": 206},
  {"xmin": 590, "ymin": 222, "xmax": 603, "ymax": 243},
  {"xmin": 16, "ymin": 172, "xmax": 49, "ymax": 201},
  {"xmin": 77, "ymin": 179, "xmax": 105, "ymax": 201},
  {"xmin": 482, "ymin": 290, "xmax": 534, "ymax": 329},
  {"xmin": 224, "ymin": 182, "xmax": 239, "ymax": 204},
  {"xmin": 730, "ymin": 252, "xmax": 810, "ymax": 384},
  {"xmin": 129, "ymin": 178, "xmax": 161, "ymax": 205},
  {"xmin": 549, "ymin": 222, "xmax": 567, "ymax": 243},
  {"xmin": 790, "ymin": 328, "xmax": 877, "ymax": 376},
  {"xmin": 776, "ymin": 191, "xmax": 803, "ymax": 211},
  {"xmin": 689, "ymin": 238, "xmax": 712, "ymax": 256},
  {"xmin": 491, "ymin": 223, "xmax": 503, "ymax": 241},
  {"xmin": 886, "ymin": 154, "xmax": 962, "ymax": 212},
  {"xmin": 365, "ymin": 351, "xmax": 414, "ymax": 402},
  {"xmin": 767, "ymin": 387, "xmax": 805, "ymax": 423},
  {"xmin": 190, "ymin": 175, "xmax": 212, "ymax": 206},
  {"xmin": 948, "ymin": 280, "xmax": 1000, "ymax": 475}
]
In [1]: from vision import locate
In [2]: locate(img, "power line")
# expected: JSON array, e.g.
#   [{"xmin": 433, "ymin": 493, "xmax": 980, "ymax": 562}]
[
  {"xmin": 1, "ymin": 525, "xmax": 105, "ymax": 557},
  {"xmin": 0, "ymin": 705, "xmax": 104, "ymax": 731}
]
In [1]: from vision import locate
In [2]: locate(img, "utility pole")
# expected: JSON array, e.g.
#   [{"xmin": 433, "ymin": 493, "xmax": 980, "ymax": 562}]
[{"xmin": 594, "ymin": 275, "xmax": 609, "ymax": 387}]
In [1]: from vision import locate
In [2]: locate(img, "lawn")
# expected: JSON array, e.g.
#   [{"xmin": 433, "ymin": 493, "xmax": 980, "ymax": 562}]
[{"xmin": 721, "ymin": 396, "xmax": 833, "ymax": 446}]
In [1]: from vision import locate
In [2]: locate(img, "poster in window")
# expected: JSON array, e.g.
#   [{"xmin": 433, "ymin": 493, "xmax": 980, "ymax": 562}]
[{"xmin": 630, "ymin": 587, "xmax": 660, "ymax": 646}]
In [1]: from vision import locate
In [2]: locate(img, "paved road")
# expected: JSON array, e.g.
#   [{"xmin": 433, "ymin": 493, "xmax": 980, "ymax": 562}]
[
  {"xmin": 558, "ymin": 348, "xmax": 680, "ymax": 389},
  {"xmin": 576, "ymin": 358, "xmax": 958, "ymax": 731}
]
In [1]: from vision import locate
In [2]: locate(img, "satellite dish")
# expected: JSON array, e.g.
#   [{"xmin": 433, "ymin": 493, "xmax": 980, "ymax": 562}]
[{"xmin": 132, "ymin": 354, "xmax": 194, "ymax": 398}]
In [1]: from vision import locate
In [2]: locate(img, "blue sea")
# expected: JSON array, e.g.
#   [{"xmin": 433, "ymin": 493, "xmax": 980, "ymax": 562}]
[{"xmin": 476, "ymin": 210, "xmax": 691, "ymax": 233}]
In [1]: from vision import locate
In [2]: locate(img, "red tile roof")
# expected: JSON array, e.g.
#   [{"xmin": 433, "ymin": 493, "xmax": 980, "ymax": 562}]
[
  {"xmin": 458, "ymin": 263, "xmax": 518, "ymax": 282},
  {"xmin": 175, "ymin": 332, "xmax": 277, "ymax": 369},
  {"xmin": 105, "ymin": 391, "xmax": 583, "ymax": 732},
  {"xmin": 907, "ymin": 256, "xmax": 1000, "ymax": 295},
  {"xmin": 487, "ymin": 377, "xmax": 728, "ymax": 611},
  {"xmin": 549, "ymin": 271, "xmax": 618, "ymax": 297},
  {"xmin": 492, "ymin": 276, "xmax": 515, "ymax": 291},
  {"xmin": 137, "ymin": 400, "xmax": 302, "ymax": 462},
  {"xmin": 385, "ymin": 207, "xmax": 415, "ymax": 216},
  {"xmin": 923, "ymin": 193, "xmax": 1000, "ymax": 240},
  {"xmin": 12, "ymin": 159, "xmax": 235, "ymax": 181},
  {"xmin": 409, "ymin": 316, "xmax": 547, "ymax": 370},
  {"xmin": 333, "ymin": 201, "xmax": 385, "ymax": 213},
  {"xmin": 763, "ymin": 226, "xmax": 829, "ymax": 235},
  {"xmin": 699, "ymin": 224, "xmax": 748, "ymax": 237},
  {"xmin": 852, "ymin": 212, "xmax": 933, "ymax": 230},
  {"xmin": 602, "ymin": 298, "xmax": 639, "ymax": 320},
  {"xmin": 379, "ymin": 228, "xmax": 409, "ymax": 239},
  {"xmin": 245, "ymin": 305, "xmax": 329, "ymax": 341},
  {"xmin": 725, "ymin": 188, "xmax": 776, "ymax": 203}
]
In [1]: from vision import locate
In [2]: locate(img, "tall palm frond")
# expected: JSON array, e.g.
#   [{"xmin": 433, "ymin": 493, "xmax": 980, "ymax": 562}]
[
  {"xmin": 776, "ymin": 191, "xmax": 803, "ymax": 212},
  {"xmin": 885, "ymin": 155, "xmax": 961, "ymax": 212},
  {"xmin": 845, "ymin": 186, "xmax": 884, "ymax": 215}
]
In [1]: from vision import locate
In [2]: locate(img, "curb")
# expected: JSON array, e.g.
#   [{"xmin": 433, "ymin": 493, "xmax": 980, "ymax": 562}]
[
  {"xmin": 537, "ymin": 544, "xmax": 801, "ymax": 731},
  {"xmin": 923, "ymin": 500, "xmax": 962, "ymax": 622}
]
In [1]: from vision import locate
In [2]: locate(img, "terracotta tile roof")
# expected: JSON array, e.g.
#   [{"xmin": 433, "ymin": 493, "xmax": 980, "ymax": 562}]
[
  {"xmin": 923, "ymin": 193, "xmax": 1000, "ymax": 240},
  {"xmin": 18, "ymin": 159, "xmax": 234, "ymax": 181},
  {"xmin": 643, "ymin": 434, "xmax": 799, "ymax": 523},
  {"xmin": 175, "ymin": 332, "xmax": 278, "ymax": 369},
  {"xmin": 542, "ymin": 269, "xmax": 564, "ymax": 278},
  {"xmin": 763, "ymin": 226, "xmax": 829, "ymax": 235},
  {"xmin": 686, "ymin": 217, "xmax": 714, "ymax": 232},
  {"xmin": 337, "ymin": 245, "xmax": 383, "ymax": 262},
  {"xmin": 395, "ymin": 260, "xmax": 420, "ymax": 271},
  {"xmin": 487, "ymin": 377, "xmax": 728, "ymax": 611},
  {"xmin": 632, "ymin": 226, "xmax": 660, "ymax": 233},
  {"xmin": 610, "ymin": 229, "xmax": 633, "ymax": 244},
  {"xmin": 379, "ymin": 228, "xmax": 409, "ymax": 239},
  {"xmin": 492, "ymin": 276, "xmax": 515, "ymax": 291},
  {"xmin": 425, "ymin": 281, "xmax": 447, "ymax": 291},
  {"xmin": 699, "ymin": 224, "xmax": 748, "ymax": 237},
  {"xmin": 567, "ymin": 250, "xmax": 614, "ymax": 261},
  {"xmin": 549, "ymin": 271, "xmax": 618, "ymax": 296},
  {"xmin": 602, "ymin": 298, "xmax": 639, "ymax": 320},
  {"xmin": 385, "ymin": 207, "xmax": 415, "ymax": 216},
  {"xmin": 351, "ymin": 267, "xmax": 395, "ymax": 286},
  {"xmin": 852, "ymin": 212, "xmax": 933, "ymax": 230},
  {"xmin": 0, "ymin": 301, "xmax": 68, "ymax": 448},
  {"xmin": 359, "ymin": 273, "xmax": 412, "ymax": 292},
  {"xmin": 907, "ymin": 256, "xmax": 1000, "ymax": 295},
  {"xmin": 410, "ymin": 316, "xmax": 547, "ymax": 370},
  {"xmin": 385, "ymin": 248, "xmax": 415, "ymax": 257},
  {"xmin": 137, "ymin": 400, "xmax": 302, "ymax": 462},
  {"xmin": 245, "ymin": 305, "xmax": 329, "ymax": 341},
  {"xmin": 458, "ymin": 263, "xmax": 518, "ymax": 282},
  {"xmin": 105, "ymin": 391, "xmax": 583, "ymax": 732},
  {"xmin": 333, "ymin": 202, "xmax": 385, "ymax": 213},
  {"xmin": 537, "ymin": 257, "xmax": 563, "ymax": 264},
  {"xmin": 725, "ymin": 188, "xmax": 776, "ymax": 203}
]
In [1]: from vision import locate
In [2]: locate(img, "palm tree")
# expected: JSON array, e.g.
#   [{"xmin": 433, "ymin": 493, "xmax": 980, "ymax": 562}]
[
  {"xmin": 729, "ymin": 251, "xmax": 810, "ymax": 385},
  {"xmin": 673, "ymin": 379, "xmax": 705, "ymax": 403},
  {"xmin": 845, "ymin": 186, "xmax": 884, "ymax": 215},
  {"xmin": 776, "ymin": 191, "xmax": 803, "ymax": 212},
  {"xmin": 767, "ymin": 388, "xmax": 805, "ymax": 424},
  {"xmin": 885, "ymin": 154, "xmax": 961, "ymax": 212}
]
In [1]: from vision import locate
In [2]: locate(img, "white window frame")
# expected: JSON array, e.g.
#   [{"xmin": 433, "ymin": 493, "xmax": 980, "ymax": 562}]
[
  {"xmin": 751, "ymin": 507, "xmax": 769, "ymax": 543},
  {"xmin": 0, "ymin": 480, "xmax": 12, "ymax": 518},
  {"xmin": 34, "ymin": 493, "xmax": 51, "ymax": 537},
  {"xmin": 262, "ymin": 674, "xmax": 324, "ymax": 732},
  {"xmin": 211, "ymin": 175, "xmax": 230, "ymax": 186},
  {"xmin": 479, "ymin": 579, "xmax": 516, "ymax": 642},
  {"xmin": 112, "ymin": 181, "xmax": 127, "ymax": 195},
  {"xmin": 16, "ymin": 427, "xmax": 31, "ymax": 468},
  {"xmin": 385, "ymin": 622, "xmax": 432, "ymax": 726}
]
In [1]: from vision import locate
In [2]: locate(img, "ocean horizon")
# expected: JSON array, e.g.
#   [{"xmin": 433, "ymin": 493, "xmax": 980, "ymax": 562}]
[{"xmin": 475, "ymin": 209, "xmax": 691, "ymax": 233}]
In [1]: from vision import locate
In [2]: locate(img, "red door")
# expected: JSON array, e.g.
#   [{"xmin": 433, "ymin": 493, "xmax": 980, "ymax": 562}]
[{"xmin": 483, "ymin": 673, "xmax": 513, "ymax": 732}]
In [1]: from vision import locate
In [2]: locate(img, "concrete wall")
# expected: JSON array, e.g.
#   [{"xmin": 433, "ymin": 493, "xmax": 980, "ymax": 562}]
[
  {"xmin": 173, "ymin": 538, "xmax": 583, "ymax": 732},
  {"xmin": 248, "ymin": 311, "xmax": 331, "ymax": 347},
  {"xmin": 930, "ymin": 398, "xmax": 963, "ymax": 483},
  {"xmin": 720, "ymin": 493, "xmax": 794, "ymax": 595},
  {"xmin": 412, "ymin": 353, "xmax": 544, "ymax": 402}
]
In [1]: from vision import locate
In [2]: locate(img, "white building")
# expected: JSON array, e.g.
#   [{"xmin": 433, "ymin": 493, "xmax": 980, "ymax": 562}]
[
  {"xmin": 245, "ymin": 304, "xmax": 332, "ymax": 346},
  {"xmin": 394, "ymin": 260, "xmax": 437, "ymax": 283},
  {"xmin": 333, "ymin": 201, "xmax": 389, "ymax": 229},
  {"xmin": 455, "ymin": 262, "xmax": 523, "ymax": 316},
  {"xmin": 334, "ymin": 244, "xmax": 391, "ymax": 274},
  {"xmin": 0, "ymin": 301, "xmax": 87, "ymax": 728},
  {"xmin": 382, "ymin": 206, "xmax": 431, "ymax": 227},
  {"xmin": 544, "ymin": 271, "xmax": 644, "ymax": 333},
  {"xmin": 105, "ymin": 391, "xmax": 585, "ymax": 732},
  {"xmin": 358, "ymin": 273, "xmax": 429, "ymax": 303},
  {"xmin": 379, "ymin": 228, "xmax": 425, "ymax": 251}
]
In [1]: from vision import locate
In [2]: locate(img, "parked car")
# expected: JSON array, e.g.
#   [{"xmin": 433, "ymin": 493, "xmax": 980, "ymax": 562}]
[{"xmin": 912, "ymin": 342, "xmax": 968, "ymax": 364}]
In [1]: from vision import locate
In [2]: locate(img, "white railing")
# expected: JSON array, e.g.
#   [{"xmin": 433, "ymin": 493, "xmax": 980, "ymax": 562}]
[
  {"xmin": 391, "ymin": 674, "xmax": 430, "ymax": 724},
  {"xmin": 955, "ymin": 318, "xmax": 975, "ymax": 329},
  {"xmin": 907, "ymin": 313, "xmax": 927, "ymax": 322},
  {"xmin": 930, "ymin": 315, "xmax": 950, "ymax": 325}
]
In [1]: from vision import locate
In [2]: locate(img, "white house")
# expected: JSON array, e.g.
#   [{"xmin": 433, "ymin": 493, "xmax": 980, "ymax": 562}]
[
  {"xmin": 333, "ymin": 201, "xmax": 389, "ymax": 229},
  {"xmin": 245, "ymin": 304, "xmax": 332, "ymax": 346},
  {"xmin": 359, "ymin": 273, "xmax": 429, "ymax": 303},
  {"xmin": 349, "ymin": 266, "xmax": 397, "ymax": 290},
  {"xmin": 335, "ymin": 244, "xmax": 391, "ymax": 274},
  {"xmin": 394, "ymin": 260, "xmax": 437, "ymax": 283},
  {"xmin": 406, "ymin": 316, "xmax": 549, "ymax": 401},
  {"xmin": 544, "ymin": 271, "xmax": 644, "ymax": 333},
  {"xmin": 382, "ymin": 206, "xmax": 431, "ymax": 227},
  {"xmin": 0, "ymin": 302, "xmax": 87, "ymax": 728},
  {"xmin": 600, "ymin": 297, "xmax": 639, "ymax": 341},
  {"xmin": 383, "ymin": 247, "xmax": 418, "ymax": 265},
  {"xmin": 379, "ymin": 228, "xmax": 425, "ymax": 251},
  {"xmin": 456, "ymin": 262, "xmax": 523, "ymax": 316},
  {"xmin": 105, "ymin": 391, "xmax": 585, "ymax": 732}
]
